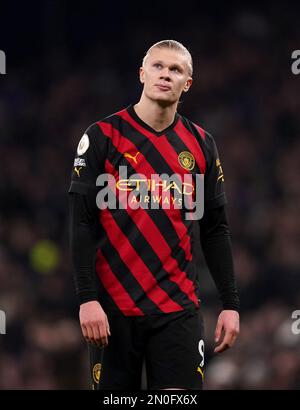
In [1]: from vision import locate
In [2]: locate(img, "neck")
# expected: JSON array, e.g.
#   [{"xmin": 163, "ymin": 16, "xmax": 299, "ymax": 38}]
[{"xmin": 134, "ymin": 95, "xmax": 178, "ymax": 132}]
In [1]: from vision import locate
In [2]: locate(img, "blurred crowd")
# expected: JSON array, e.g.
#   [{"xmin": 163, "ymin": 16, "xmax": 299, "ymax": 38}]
[{"xmin": 0, "ymin": 3, "xmax": 300, "ymax": 389}]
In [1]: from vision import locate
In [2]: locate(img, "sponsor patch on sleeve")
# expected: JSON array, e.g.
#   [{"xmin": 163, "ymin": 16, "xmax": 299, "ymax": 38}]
[
  {"xmin": 77, "ymin": 133, "xmax": 89, "ymax": 156},
  {"xmin": 74, "ymin": 157, "xmax": 86, "ymax": 167}
]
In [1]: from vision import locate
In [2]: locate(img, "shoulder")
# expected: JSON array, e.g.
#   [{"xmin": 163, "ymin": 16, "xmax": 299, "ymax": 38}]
[
  {"xmin": 179, "ymin": 114, "xmax": 217, "ymax": 155},
  {"xmin": 85, "ymin": 107, "xmax": 127, "ymax": 138},
  {"xmin": 180, "ymin": 115, "xmax": 206, "ymax": 140}
]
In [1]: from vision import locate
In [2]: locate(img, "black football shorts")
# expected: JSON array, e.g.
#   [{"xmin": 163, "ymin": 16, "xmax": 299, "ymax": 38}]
[{"xmin": 88, "ymin": 307, "xmax": 205, "ymax": 390}]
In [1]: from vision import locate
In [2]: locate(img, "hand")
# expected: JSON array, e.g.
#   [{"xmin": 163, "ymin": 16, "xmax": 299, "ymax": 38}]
[
  {"xmin": 79, "ymin": 300, "xmax": 111, "ymax": 347},
  {"xmin": 214, "ymin": 310, "xmax": 239, "ymax": 353}
]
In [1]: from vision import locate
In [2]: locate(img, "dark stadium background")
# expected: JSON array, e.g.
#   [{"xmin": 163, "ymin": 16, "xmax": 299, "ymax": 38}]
[{"xmin": 0, "ymin": 0, "xmax": 300, "ymax": 389}]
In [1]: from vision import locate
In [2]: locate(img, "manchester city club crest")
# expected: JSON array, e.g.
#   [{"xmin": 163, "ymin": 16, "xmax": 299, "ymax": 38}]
[
  {"xmin": 178, "ymin": 151, "xmax": 195, "ymax": 171},
  {"xmin": 93, "ymin": 363, "xmax": 101, "ymax": 384}
]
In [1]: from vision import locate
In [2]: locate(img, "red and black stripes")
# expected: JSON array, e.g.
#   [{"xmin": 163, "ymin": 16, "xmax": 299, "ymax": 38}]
[
  {"xmin": 98, "ymin": 120, "xmax": 193, "ymax": 262},
  {"xmin": 91, "ymin": 106, "xmax": 207, "ymax": 315}
]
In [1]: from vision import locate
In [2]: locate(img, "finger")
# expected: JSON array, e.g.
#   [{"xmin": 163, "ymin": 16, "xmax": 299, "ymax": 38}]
[
  {"xmin": 229, "ymin": 330, "xmax": 238, "ymax": 347},
  {"xmin": 92, "ymin": 323, "xmax": 102, "ymax": 348},
  {"xmin": 214, "ymin": 341, "xmax": 229, "ymax": 353},
  {"xmin": 215, "ymin": 320, "xmax": 223, "ymax": 343},
  {"xmin": 214, "ymin": 330, "xmax": 235, "ymax": 353},
  {"xmin": 99, "ymin": 322, "xmax": 108, "ymax": 347},
  {"xmin": 81, "ymin": 324, "xmax": 88, "ymax": 338},
  {"xmin": 105, "ymin": 316, "xmax": 111, "ymax": 336},
  {"xmin": 86, "ymin": 325, "xmax": 94, "ymax": 344}
]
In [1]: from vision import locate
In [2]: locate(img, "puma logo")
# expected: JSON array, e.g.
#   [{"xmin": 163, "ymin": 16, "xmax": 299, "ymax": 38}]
[
  {"xmin": 74, "ymin": 167, "xmax": 82, "ymax": 177},
  {"xmin": 197, "ymin": 366, "xmax": 204, "ymax": 380},
  {"xmin": 124, "ymin": 151, "xmax": 140, "ymax": 164}
]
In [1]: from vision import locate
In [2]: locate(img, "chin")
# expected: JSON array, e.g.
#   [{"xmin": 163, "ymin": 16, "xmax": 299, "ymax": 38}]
[{"xmin": 150, "ymin": 93, "xmax": 177, "ymax": 105}]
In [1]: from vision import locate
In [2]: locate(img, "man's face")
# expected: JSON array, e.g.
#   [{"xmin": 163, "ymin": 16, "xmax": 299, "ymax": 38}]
[{"xmin": 140, "ymin": 47, "xmax": 193, "ymax": 106}]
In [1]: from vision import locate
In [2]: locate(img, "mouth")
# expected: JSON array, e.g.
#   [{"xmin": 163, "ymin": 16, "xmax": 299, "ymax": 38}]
[{"xmin": 155, "ymin": 84, "xmax": 171, "ymax": 92}]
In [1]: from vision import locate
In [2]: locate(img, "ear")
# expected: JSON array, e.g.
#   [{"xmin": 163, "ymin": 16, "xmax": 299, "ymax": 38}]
[
  {"xmin": 183, "ymin": 77, "xmax": 193, "ymax": 93},
  {"xmin": 139, "ymin": 66, "xmax": 145, "ymax": 84}
]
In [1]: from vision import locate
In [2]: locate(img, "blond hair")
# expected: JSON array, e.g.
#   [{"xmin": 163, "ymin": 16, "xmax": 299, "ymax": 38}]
[{"xmin": 142, "ymin": 40, "xmax": 193, "ymax": 76}]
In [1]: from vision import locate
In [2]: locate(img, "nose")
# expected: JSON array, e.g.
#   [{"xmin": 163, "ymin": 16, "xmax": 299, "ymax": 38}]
[{"xmin": 159, "ymin": 67, "xmax": 171, "ymax": 81}]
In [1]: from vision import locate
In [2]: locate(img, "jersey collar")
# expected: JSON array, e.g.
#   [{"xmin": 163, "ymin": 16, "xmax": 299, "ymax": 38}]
[{"xmin": 126, "ymin": 104, "xmax": 180, "ymax": 137}]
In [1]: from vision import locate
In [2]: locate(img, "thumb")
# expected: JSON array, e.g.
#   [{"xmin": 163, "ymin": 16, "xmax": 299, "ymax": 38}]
[{"xmin": 215, "ymin": 319, "xmax": 223, "ymax": 343}]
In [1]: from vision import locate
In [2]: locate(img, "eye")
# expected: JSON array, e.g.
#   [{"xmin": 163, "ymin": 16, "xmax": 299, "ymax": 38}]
[
  {"xmin": 153, "ymin": 63, "xmax": 162, "ymax": 69},
  {"xmin": 171, "ymin": 67, "xmax": 180, "ymax": 73}
]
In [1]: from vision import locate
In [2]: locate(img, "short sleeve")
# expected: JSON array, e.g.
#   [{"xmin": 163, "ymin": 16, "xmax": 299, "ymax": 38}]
[
  {"xmin": 204, "ymin": 132, "xmax": 227, "ymax": 210},
  {"xmin": 69, "ymin": 123, "xmax": 107, "ymax": 195}
]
